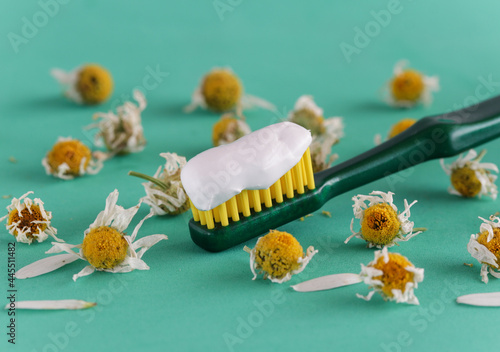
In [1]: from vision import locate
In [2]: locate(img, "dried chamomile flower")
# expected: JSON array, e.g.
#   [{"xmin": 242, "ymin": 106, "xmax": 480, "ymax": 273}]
[
  {"xmin": 357, "ymin": 247, "xmax": 424, "ymax": 304},
  {"xmin": 212, "ymin": 113, "xmax": 251, "ymax": 147},
  {"xmin": 184, "ymin": 67, "xmax": 276, "ymax": 115},
  {"xmin": 288, "ymin": 95, "xmax": 344, "ymax": 172},
  {"xmin": 374, "ymin": 118, "xmax": 417, "ymax": 145},
  {"xmin": 244, "ymin": 230, "xmax": 317, "ymax": 283},
  {"xmin": 88, "ymin": 90, "xmax": 147, "ymax": 160},
  {"xmin": 129, "ymin": 153, "xmax": 190, "ymax": 216},
  {"xmin": 467, "ymin": 215, "xmax": 500, "ymax": 283},
  {"xmin": 51, "ymin": 64, "xmax": 113, "ymax": 104},
  {"xmin": 441, "ymin": 149, "xmax": 498, "ymax": 199},
  {"xmin": 345, "ymin": 191, "xmax": 425, "ymax": 248},
  {"xmin": 42, "ymin": 137, "xmax": 103, "ymax": 180},
  {"xmin": 17, "ymin": 190, "xmax": 167, "ymax": 281},
  {"xmin": 385, "ymin": 60, "xmax": 439, "ymax": 108},
  {"xmin": 0, "ymin": 191, "xmax": 61, "ymax": 244}
]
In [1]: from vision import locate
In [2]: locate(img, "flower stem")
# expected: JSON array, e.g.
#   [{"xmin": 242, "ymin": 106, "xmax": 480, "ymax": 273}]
[
  {"xmin": 473, "ymin": 149, "xmax": 487, "ymax": 162},
  {"xmin": 128, "ymin": 171, "xmax": 168, "ymax": 190},
  {"xmin": 413, "ymin": 227, "xmax": 428, "ymax": 232},
  {"xmin": 243, "ymin": 246, "xmax": 252, "ymax": 254}
]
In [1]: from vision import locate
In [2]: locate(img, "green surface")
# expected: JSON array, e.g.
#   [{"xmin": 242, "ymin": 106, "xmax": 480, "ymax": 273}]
[{"xmin": 2, "ymin": 1, "xmax": 500, "ymax": 351}]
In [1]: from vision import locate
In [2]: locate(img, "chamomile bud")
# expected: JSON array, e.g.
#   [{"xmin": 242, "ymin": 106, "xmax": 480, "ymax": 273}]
[
  {"xmin": 441, "ymin": 149, "xmax": 498, "ymax": 199},
  {"xmin": 385, "ymin": 60, "xmax": 439, "ymax": 108},
  {"xmin": 467, "ymin": 215, "xmax": 500, "ymax": 283},
  {"xmin": 357, "ymin": 247, "xmax": 424, "ymax": 304},
  {"xmin": 185, "ymin": 67, "xmax": 275, "ymax": 115},
  {"xmin": 129, "ymin": 153, "xmax": 190, "ymax": 216},
  {"xmin": 51, "ymin": 64, "xmax": 113, "ymax": 104},
  {"xmin": 244, "ymin": 230, "xmax": 317, "ymax": 283},
  {"xmin": 345, "ymin": 191, "xmax": 425, "ymax": 248},
  {"xmin": 0, "ymin": 191, "xmax": 61, "ymax": 244},
  {"xmin": 88, "ymin": 90, "xmax": 147, "ymax": 159},
  {"xmin": 212, "ymin": 113, "xmax": 251, "ymax": 146},
  {"xmin": 42, "ymin": 137, "xmax": 103, "ymax": 180},
  {"xmin": 288, "ymin": 95, "xmax": 343, "ymax": 172},
  {"xmin": 374, "ymin": 118, "xmax": 417, "ymax": 145}
]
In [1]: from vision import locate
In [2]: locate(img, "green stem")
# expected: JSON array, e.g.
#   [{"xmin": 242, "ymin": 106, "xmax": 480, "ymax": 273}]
[
  {"xmin": 128, "ymin": 171, "xmax": 168, "ymax": 190},
  {"xmin": 473, "ymin": 149, "xmax": 487, "ymax": 162},
  {"xmin": 413, "ymin": 227, "xmax": 428, "ymax": 232}
]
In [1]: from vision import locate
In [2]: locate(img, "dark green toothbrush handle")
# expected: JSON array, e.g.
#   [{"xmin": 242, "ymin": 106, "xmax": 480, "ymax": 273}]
[{"xmin": 189, "ymin": 95, "xmax": 500, "ymax": 252}]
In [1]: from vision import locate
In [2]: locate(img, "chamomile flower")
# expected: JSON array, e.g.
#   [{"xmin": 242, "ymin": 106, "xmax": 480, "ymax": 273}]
[
  {"xmin": 467, "ymin": 216, "xmax": 500, "ymax": 283},
  {"xmin": 184, "ymin": 67, "xmax": 276, "ymax": 116},
  {"xmin": 88, "ymin": 90, "xmax": 147, "ymax": 160},
  {"xmin": 375, "ymin": 118, "xmax": 417, "ymax": 145},
  {"xmin": 441, "ymin": 149, "xmax": 498, "ymax": 199},
  {"xmin": 244, "ymin": 230, "xmax": 317, "ymax": 283},
  {"xmin": 0, "ymin": 191, "xmax": 60, "ymax": 244},
  {"xmin": 19, "ymin": 190, "xmax": 167, "ymax": 281},
  {"xmin": 357, "ymin": 247, "xmax": 424, "ymax": 304},
  {"xmin": 385, "ymin": 60, "xmax": 439, "ymax": 108},
  {"xmin": 212, "ymin": 113, "xmax": 251, "ymax": 146},
  {"xmin": 42, "ymin": 137, "xmax": 103, "ymax": 180},
  {"xmin": 288, "ymin": 95, "xmax": 344, "ymax": 172},
  {"xmin": 345, "ymin": 191, "xmax": 425, "ymax": 248},
  {"xmin": 129, "ymin": 153, "xmax": 190, "ymax": 216},
  {"xmin": 51, "ymin": 64, "xmax": 113, "ymax": 104}
]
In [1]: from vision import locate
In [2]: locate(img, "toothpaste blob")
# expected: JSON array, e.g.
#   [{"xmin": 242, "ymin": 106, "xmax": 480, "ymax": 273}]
[{"xmin": 181, "ymin": 122, "xmax": 312, "ymax": 211}]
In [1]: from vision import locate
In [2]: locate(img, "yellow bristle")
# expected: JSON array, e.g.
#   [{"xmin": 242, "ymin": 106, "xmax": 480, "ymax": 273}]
[
  {"xmin": 261, "ymin": 188, "xmax": 273, "ymax": 207},
  {"xmin": 192, "ymin": 148, "xmax": 315, "ymax": 227},
  {"xmin": 284, "ymin": 170, "xmax": 294, "ymax": 198},
  {"xmin": 218, "ymin": 203, "xmax": 229, "ymax": 226},
  {"xmin": 213, "ymin": 206, "xmax": 221, "ymax": 223},
  {"xmin": 205, "ymin": 209, "xmax": 215, "ymax": 229},
  {"xmin": 240, "ymin": 190, "xmax": 251, "ymax": 216},
  {"xmin": 272, "ymin": 179, "xmax": 283, "ymax": 203},
  {"xmin": 293, "ymin": 162, "xmax": 305, "ymax": 194},
  {"xmin": 304, "ymin": 147, "xmax": 315, "ymax": 190},
  {"xmin": 199, "ymin": 210, "xmax": 207, "ymax": 226},
  {"xmin": 190, "ymin": 200, "xmax": 200, "ymax": 222},
  {"xmin": 251, "ymin": 190, "xmax": 262, "ymax": 212},
  {"xmin": 228, "ymin": 197, "xmax": 240, "ymax": 221}
]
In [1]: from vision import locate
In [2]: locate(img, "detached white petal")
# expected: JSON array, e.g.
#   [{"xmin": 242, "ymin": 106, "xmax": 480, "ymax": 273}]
[
  {"xmin": 457, "ymin": 292, "xmax": 500, "ymax": 307},
  {"xmin": 291, "ymin": 273, "xmax": 362, "ymax": 292},
  {"xmin": 5, "ymin": 300, "xmax": 96, "ymax": 310},
  {"xmin": 15, "ymin": 254, "xmax": 79, "ymax": 279}
]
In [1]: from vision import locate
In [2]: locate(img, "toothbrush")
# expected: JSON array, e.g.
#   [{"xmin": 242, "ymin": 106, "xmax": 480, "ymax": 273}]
[{"xmin": 182, "ymin": 95, "xmax": 500, "ymax": 252}]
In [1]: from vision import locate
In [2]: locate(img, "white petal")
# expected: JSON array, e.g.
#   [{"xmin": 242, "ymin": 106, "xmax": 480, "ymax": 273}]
[
  {"xmin": 131, "ymin": 234, "xmax": 168, "ymax": 258},
  {"xmin": 357, "ymin": 290, "xmax": 376, "ymax": 301},
  {"xmin": 16, "ymin": 254, "xmax": 79, "ymax": 279},
  {"xmin": 457, "ymin": 292, "xmax": 500, "ymax": 306},
  {"xmin": 72, "ymin": 265, "xmax": 95, "ymax": 281},
  {"xmin": 291, "ymin": 273, "xmax": 362, "ymax": 292},
  {"xmin": 129, "ymin": 209, "xmax": 154, "ymax": 242},
  {"xmin": 6, "ymin": 300, "xmax": 96, "ymax": 310},
  {"xmin": 122, "ymin": 257, "xmax": 150, "ymax": 270}
]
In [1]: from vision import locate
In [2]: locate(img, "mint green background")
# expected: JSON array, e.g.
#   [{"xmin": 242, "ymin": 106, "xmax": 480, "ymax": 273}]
[{"xmin": 2, "ymin": 1, "xmax": 500, "ymax": 351}]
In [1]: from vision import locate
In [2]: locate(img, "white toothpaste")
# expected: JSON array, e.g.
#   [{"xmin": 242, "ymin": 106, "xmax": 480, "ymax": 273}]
[{"xmin": 181, "ymin": 122, "xmax": 312, "ymax": 211}]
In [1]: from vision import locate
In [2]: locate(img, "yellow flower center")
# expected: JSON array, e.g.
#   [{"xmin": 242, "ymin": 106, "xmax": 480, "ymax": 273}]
[
  {"xmin": 477, "ymin": 228, "xmax": 500, "ymax": 267},
  {"xmin": 360, "ymin": 203, "xmax": 401, "ymax": 245},
  {"xmin": 201, "ymin": 70, "xmax": 242, "ymax": 112},
  {"xmin": 372, "ymin": 253, "xmax": 414, "ymax": 298},
  {"xmin": 255, "ymin": 230, "xmax": 304, "ymax": 279},
  {"xmin": 46, "ymin": 139, "xmax": 92, "ymax": 176},
  {"xmin": 76, "ymin": 64, "xmax": 114, "ymax": 104},
  {"xmin": 82, "ymin": 226, "xmax": 128, "ymax": 269},
  {"xmin": 450, "ymin": 166, "xmax": 482, "ymax": 197},
  {"xmin": 289, "ymin": 109, "xmax": 326, "ymax": 136},
  {"xmin": 212, "ymin": 116, "xmax": 246, "ymax": 146},
  {"xmin": 391, "ymin": 70, "xmax": 424, "ymax": 102},
  {"xmin": 7, "ymin": 205, "xmax": 47, "ymax": 239},
  {"xmin": 388, "ymin": 118, "xmax": 417, "ymax": 138}
]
